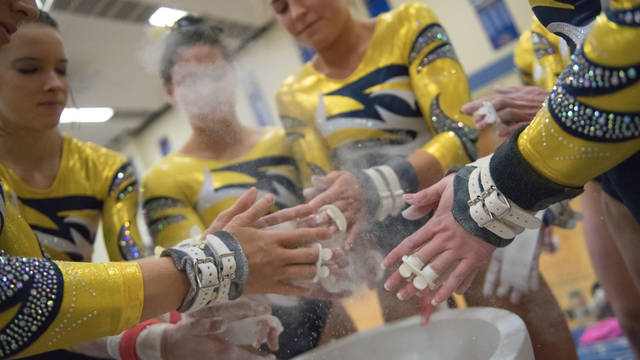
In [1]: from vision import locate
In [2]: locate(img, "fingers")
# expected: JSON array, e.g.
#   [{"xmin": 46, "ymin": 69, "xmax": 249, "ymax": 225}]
[
  {"xmin": 229, "ymin": 193, "xmax": 275, "ymax": 227},
  {"xmin": 253, "ymin": 204, "xmax": 314, "ymax": 229},
  {"xmin": 475, "ymin": 118, "xmax": 490, "ymax": 130},
  {"xmin": 308, "ymin": 172, "xmax": 361, "ymax": 210},
  {"xmin": 401, "ymin": 204, "xmax": 432, "ymax": 220},
  {"xmin": 282, "ymin": 264, "xmax": 318, "ymax": 281},
  {"xmin": 343, "ymin": 220, "xmax": 362, "ymax": 250},
  {"xmin": 460, "ymin": 99, "xmax": 485, "ymax": 114},
  {"xmin": 382, "ymin": 220, "xmax": 436, "ymax": 269},
  {"xmin": 433, "ymin": 261, "xmax": 478, "ymax": 305},
  {"xmin": 204, "ymin": 187, "xmax": 258, "ymax": 236},
  {"xmin": 303, "ymin": 186, "xmax": 324, "ymax": 201},
  {"xmin": 296, "ymin": 212, "xmax": 330, "ymax": 228},
  {"xmin": 396, "ymin": 282, "xmax": 419, "ymax": 301},
  {"xmin": 496, "ymin": 107, "xmax": 534, "ymax": 125},
  {"xmin": 311, "ymin": 172, "xmax": 341, "ymax": 188},
  {"xmin": 394, "ymin": 250, "xmax": 454, "ymax": 299},
  {"xmin": 267, "ymin": 327, "xmax": 280, "ymax": 351},
  {"xmin": 281, "ymin": 246, "xmax": 320, "ymax": 265},
  {"xmin": 308, "ymin": 186, "xmax": 354, "ymax": 210},
  {"xmin": 275, "ymin": 227, "xmax": 332, "ymax": 247},
  {"xmin": 403, "ymin": 178, "xmax": 447, "ymax": 208},
  {"xmin": 181, "ymin": 316, "xmax": 228, "ymax": 335},
  {"xmin": 384, "ymin": 268, "xmax": 408, "ymax": 292},
  {"xmin": 493, "ymin": 85, "xmax": 519, "ymax": 94},
  {"xmin": 455, "ymin": 271, "xmax": 477, "ymax": 295},
  {"xmin": 419, "ymin": 249, "xmax": 455, "ymax": 276},
  {"xmin": 420, "ymin": 295, "xmax": 437, "ymax": 325}
]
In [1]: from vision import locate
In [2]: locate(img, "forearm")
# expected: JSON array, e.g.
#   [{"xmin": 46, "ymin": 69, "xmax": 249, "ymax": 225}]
[
  {"xmin": 139, "ymin": 257, "xmax": 189, "ymax": 321},
  {"xmin": 5, "ymin": 259, "xmax": 145, "ymax": 358},
  {"xmin": 408, "ymin": 150, "xmax": 444, "ymax": 190}
]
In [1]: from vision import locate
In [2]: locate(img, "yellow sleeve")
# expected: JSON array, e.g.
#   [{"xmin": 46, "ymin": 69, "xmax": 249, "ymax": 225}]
[
  {"xmin": 102, "ymin": 161, "xmax": 147, "ymax": 261},
  {"xmin": 0, "ymin": 256, "xmax": 143, "ymax": 358},
  {"xmin": 514, "ymin": 28, "xmax": 536, "ymax": 86},
  {"xmin": 404, "ymin": 3, "xmax": 478, "ymax": 171},
  {"xmin": 529, "ymin": 18, "xmax": 568, "ymax": 91},
  {"xmin": 517, "ymin": 10, "xmax": 640, "ymax": 187},
  {"xmin": 142, "ymin": 168, "xmax": 204, "ymax": 248},
  {"xmin": 276, "ymin": 90, "xmax": 334, "ymax": 188}
]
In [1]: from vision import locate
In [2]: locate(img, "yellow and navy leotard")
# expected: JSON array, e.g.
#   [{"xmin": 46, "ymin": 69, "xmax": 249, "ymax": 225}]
[
  {"xmin": 0, "ymin": 136, "xmax": 146, "ymax": 263},
  {"xmin": 514, "ymin": 16, "xmax": 571, "ymax": 90},
  {"xmin": 487, "ymin": 0, "xmax": 640, "ymax": 222},
  {"xmin": 0, "ymin": 182, "xmax": 144, "ymax": 359},
  {"xmin": 142, "ymin": 126, "xmax": 330, "ymax": 358},
  {"xmin": 142, "ymin": 127, "xmax": 301, "ymax": 247},
  {"xmin": 276, "ymin": 2, "xmax": 477, "ymax": 188}
]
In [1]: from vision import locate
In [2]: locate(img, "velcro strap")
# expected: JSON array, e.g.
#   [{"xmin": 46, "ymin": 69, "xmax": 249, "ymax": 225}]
[
  {"xmin": 467, "ymin": 168, "xmax": 517, "ymax": 239},
  {"xmin": 480, "ymin": 163, "xmax": 541, "ymax": 229},
  {"xmin": 363, "ymin": 168, "xmax": 392, "ymax": 221},
  {"xmin": 376, "ymin": 165, "xmax": 406, "ymax": 216}
]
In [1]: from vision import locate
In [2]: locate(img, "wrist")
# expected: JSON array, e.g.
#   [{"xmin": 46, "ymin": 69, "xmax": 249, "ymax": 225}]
[
  {"xmin": 161, "ymin": 231, "xmax": 248, "ymax": 313},
  {"xmin": 354, "ymin": 157, "xmax": 418, "ymax": 221},
  {"xmin": 451, "ymin": 156, "xmax": 542, "ymax": 247}
]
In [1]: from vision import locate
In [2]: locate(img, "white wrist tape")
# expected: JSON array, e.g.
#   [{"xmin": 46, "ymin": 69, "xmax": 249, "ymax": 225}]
[
  {"xmin": 363, "ymin": 165, "xmax": 406, "ymax": 221},
  {"xmin": 467, "ymin": 156, "xmax": 541, "ymax": 239},
  {"xmin": 136, "ymin": 323, "xmax": 172, "ymax": 360},
  {"xmin": 376, "ymin": 165, "xmax": 406, "ymax": 216},
  {"xmin": 107, "ymin": 333, "xmax": 124, "ymax": 360},
  {"xmin": 363, "ymin": 168, "xmax": 392, "ymax": 221}
]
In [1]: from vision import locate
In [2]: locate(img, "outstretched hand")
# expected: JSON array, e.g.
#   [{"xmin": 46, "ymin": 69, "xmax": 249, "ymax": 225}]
[
  {"xmin": 204, "ymin": 188, "xmax": 333, "ymax": 296},
  {"xmin": 382, "ymin": 175, "xmax": 495, "ymax": 324},
  {"xmin": 304, "ymin": 172, "xmax": 366, "ymax": 249},
  {"xmin": 164, "ymin": 298, "xmax": 279, "ymax": 359}
]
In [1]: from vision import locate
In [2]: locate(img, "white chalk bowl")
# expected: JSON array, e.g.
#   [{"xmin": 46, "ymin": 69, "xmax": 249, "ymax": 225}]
[{"xmin": 294, "ymin": 307, "xmax": 534, "ymax": 360}]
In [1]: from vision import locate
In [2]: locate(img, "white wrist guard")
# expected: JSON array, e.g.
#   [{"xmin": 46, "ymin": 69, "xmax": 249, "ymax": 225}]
[
  {"xmin": 136, "ymin": 323, "xmax": 172, "ymax": 360},
  {"xmin": 362, "ymin": 165, "xmax": 406, "ymax": 221},
  {"xmin": 162, "ymin": 232, "xmax": 238, "ymax": 312},
  {"xmin": 467, "ymin": 156, "xmax": 541, "ymax": 239},
  {"xmin": 106, "ymin": 333, "xmax": 123, "ymax": 360}
]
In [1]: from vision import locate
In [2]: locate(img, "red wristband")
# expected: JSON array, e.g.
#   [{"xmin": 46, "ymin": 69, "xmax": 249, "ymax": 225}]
[
  {"xmin": 119, "ymin": 319, "xmax": 164, "ymax": 360},
  {"xmin": 169, "ymin": 311, "xmax": 182, "ymax": 324}
]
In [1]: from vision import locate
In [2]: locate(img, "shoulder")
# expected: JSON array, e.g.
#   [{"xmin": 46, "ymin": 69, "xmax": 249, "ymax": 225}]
[
  {"xmin": 67, "ymin": 136, "xmax": 127, "ymax": 171},
  {"xmin": 381, "ymin": 2, "xmax": 438, "ymax": 29},
  {"xmin": 142, "ymin": 154, "xmax": 189, "ymax": 196},
  {"xmin": 276, "ymin": 63, "xmax": 315, "ymax": 101}
]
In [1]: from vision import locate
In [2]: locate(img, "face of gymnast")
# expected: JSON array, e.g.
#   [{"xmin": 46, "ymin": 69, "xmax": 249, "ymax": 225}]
[
  {"xmin": 164, "ymin": 42, "xmax": 237, "ymax": 129},
  {"xmin": 271, "ymin": 0, "xmax": 352, "ymax": 50},
  {"xmin": 0, "ymin": 20, "xmax": 68, "ymax": 132},
  {"xmin": 0, "ymin": 0, "xmax": 39, "ymax": 45}
]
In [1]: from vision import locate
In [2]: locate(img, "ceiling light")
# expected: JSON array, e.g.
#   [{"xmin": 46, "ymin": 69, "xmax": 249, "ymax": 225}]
[
  {"xmin": 60, "ymin": 108, "xmax": 114, "ymax": 124},
  {"xmin": 149, "ymin": 7, "xmax": 187, "ymax": 27}
]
